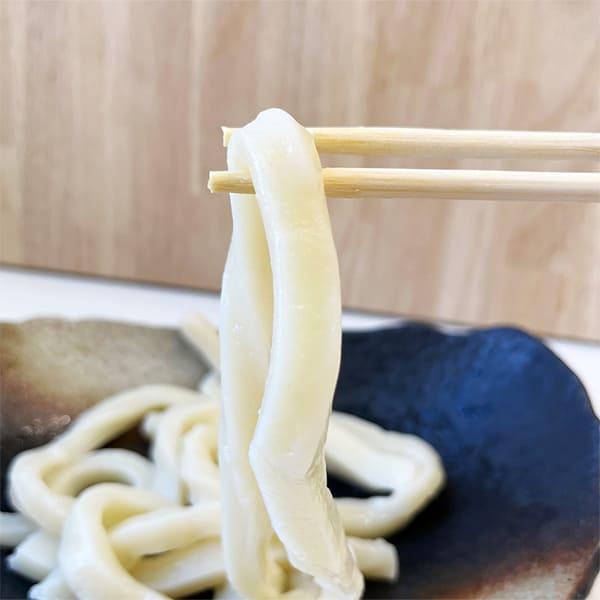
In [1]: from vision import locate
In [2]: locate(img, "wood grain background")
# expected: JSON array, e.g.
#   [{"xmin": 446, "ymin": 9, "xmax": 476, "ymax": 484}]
[{"xmin": 1, "ymin": 0, "xmax": 599, "ymax": 340}]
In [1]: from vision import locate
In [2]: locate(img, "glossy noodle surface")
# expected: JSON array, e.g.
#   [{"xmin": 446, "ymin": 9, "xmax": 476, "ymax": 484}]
[{"xmin": 220, "ymin": 109, "xmax": 362, "ymax": 598}]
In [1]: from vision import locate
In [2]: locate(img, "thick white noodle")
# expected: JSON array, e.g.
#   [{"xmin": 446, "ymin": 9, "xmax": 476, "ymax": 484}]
[
  {"xmin": 327, "ymin": 412, "xmax": 445, "ymax": 537},
  {"xmin": 133, "ymin": 539, "xmax": 225, "ymax": 597},
  {"xmin": 6, "ymin": 530, "xmax": 58, "ymax": 581},
  {"xmin": 47, "ymin": 450, "xmax": 153, "ymax": 496},
  {"xmin": 199, "ymin": 371, "xmax": 222, "ymax": 399},
  {"xmin": 110, "ymin": 502, "xmax": 221, "ymax": 569},
  {"xmin": 8, "ymin": 385, "xmax": 198, "ymax": 533},
  {"xmin": 219, "ymin": 121, "xmax": 280, "ymax": 598},
  {"xmin": 345, "ymin": 538, "xmax": 398, "ymax": 581},
  {"xmin": 141, "ymin": 409, "xmax": 221, "ymax": 503},
  {"xmin": 179, "ymin": 423, "xmax": 220, "ymax": 502},
  {"xmin": 221, "ymin": 109, "xmax": 362, "ymax": 598},
  {"xmin": 151, "ymin": 401, "xmax": 218, "ymax": 502},
  {"xmin": 58, "ymin": 484, "xmax": 169, "ymax": 600},
  {"xmin": 180, "ymin": 314, "xmax": 221, "ymax": 371},
  {"xmin": 30, "ymin": 569, "xmax": 75, "ymax": 600},
  {"xmin": 0, "ymin": 512, "xmax": 34, "ymax": 547}
]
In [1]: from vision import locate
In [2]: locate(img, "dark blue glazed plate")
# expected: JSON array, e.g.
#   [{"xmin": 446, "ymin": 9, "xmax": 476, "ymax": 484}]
[
  {"xmin": 1, "ymin": 321, "xmax": 598, "ymax": 599},
  {"xmin": 333, "ymin": 324, "xmax": 599, "ymax": 599}
]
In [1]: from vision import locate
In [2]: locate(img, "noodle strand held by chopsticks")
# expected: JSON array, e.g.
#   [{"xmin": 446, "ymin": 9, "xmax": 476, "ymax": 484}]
[{"xmin": 221, "ymin": 109, "xmax": 363, "ymax": 598}]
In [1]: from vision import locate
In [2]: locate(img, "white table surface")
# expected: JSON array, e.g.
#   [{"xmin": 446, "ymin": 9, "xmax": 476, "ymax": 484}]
[{"xmin": 1, "ymin": 266, "xmax": 598, "ymax": 597}]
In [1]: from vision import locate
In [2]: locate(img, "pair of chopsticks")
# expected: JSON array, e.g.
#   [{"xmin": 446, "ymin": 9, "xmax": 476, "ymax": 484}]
[{"xmin": 208, "ymin": 127, "xmax": 600, "ymax": 202}]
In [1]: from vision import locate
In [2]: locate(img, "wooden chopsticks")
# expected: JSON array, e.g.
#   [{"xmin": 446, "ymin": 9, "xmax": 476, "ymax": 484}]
[
  {"xmin": 209, "ymin": 127, "xmax": 600, "ymax": 202},
  {"xmin": 222, "ymin": 127, "xmax": 600, "ymax": 160},
  {"xmin": 209, "ymin": 168, "xmax": 599, "ymax": 202}
]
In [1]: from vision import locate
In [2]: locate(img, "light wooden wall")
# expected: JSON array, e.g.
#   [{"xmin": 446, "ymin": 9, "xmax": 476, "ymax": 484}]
[{"xmin": 1, "ymin": 0, "xmax": 599, "ymax": 340}]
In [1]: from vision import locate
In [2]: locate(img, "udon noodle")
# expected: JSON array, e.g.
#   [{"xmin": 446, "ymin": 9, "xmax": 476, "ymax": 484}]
[{"xmin": 0, "ymin": 109, "xmax": 445, "ymax": 599}]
